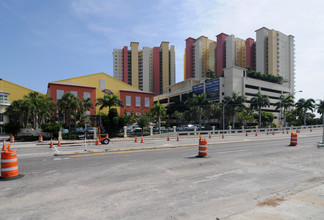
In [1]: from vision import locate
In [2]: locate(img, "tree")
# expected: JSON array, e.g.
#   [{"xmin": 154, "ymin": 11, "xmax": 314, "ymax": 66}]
[
  {"xmin": 250, "ymin": 92, "xmax": 270, "ymax": 127},
  {"xmin": 3, "ymin": 122, "xmax": 21, "ymax": 136},
  {"xmin": 274, "ymin": 94, "xmax": 294, "ymax": 127},
  {"xmin": 75, "ymin": 98, "xmax": 94, "ymax": 127},
  {"xmin": 223, "ymin": 92, "xmax": 246, "ymax": 128},
  {"xmin": 186, "ymin": 93, "xmax": 210, "ymax": 130},
  {"xmin": 206, "ymin": 69, "xmax": 216, "ymax": 79},
  {"xmin": 96, "ymin": 94, "xmax": 124, "ymax": 112},
  {"xmin": 57, "ymin": 93, "xmax": 82, "ymax": 132},
  {"xmin": 317, "ymin": 100, "xmax": 324, "ymax": 144},
  {"xmin": 150, "ymin": 102, "xmax": 166, "ymax": 134},
  {"xmin": 295, "ymin": 98, "xmax": 315, "ymax": 126},
  {"xmin": 137, "ymin": 113, "xmax": 151, "ymax": 133},
  {"xmin": 172, "ymin": 110, "xmax": 186, "ymax": 126},
  {"xmin": 254, "ymin": 111, "xmax": 274, "ymax": 127}
]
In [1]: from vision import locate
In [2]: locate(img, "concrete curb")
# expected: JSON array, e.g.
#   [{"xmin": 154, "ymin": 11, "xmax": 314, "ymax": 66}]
[{"xmin": 54, "ymin": 133, "xmax": 322, "ymax": 156}]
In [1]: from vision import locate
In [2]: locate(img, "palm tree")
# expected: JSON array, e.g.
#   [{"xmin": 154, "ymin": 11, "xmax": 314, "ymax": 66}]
[
  {"xmin": 150, "ymin": 102, "xmax": 166, "ymax": 134},
  {"xmin": 96, "ymin": 94, "xmax": 124, "ymax": 112},
  {"xmin": 317, "ymin": 100, "xmax": 324, "ymax": 144},
  {"xmin": 223, "ymin": 92, "xmax": 246, "ymax": 128},
  {"xmin": 250, "ymin": 92, "xmax": 270, "ymax": 127},
  {"xmin": 295, "ymin": 98, "xmax": 315, "ymax": 126},
  {"xmin": 186, "ymin": 93, "xmax": 210, "ymax": 130},
  {"xmin": 57, "ymin": 93, "xmax": 82, "ymax": 131},
  {"xmin": 274, "ymin": 94, "xmax": 294, "ymax": 127}
]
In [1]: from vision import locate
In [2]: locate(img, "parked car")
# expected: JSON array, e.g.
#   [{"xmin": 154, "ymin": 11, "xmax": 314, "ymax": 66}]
[
  {"xmin": 176, "ymin": 125, "xmax": 188, "ymax": 131},
  {"xmin": 132, "ymin": 126, "xmax": 142, "ymax": 132},
  {"xmin": 126, "ymin": 125, "xmax": 142, "ymax": 133},
  {"xmin": 86, "ymin": 127, "xmax": 96, "ymax": 134},
  {"xmin": 75, "ymin": 127, "xmax": 84, "ymax": 133}
]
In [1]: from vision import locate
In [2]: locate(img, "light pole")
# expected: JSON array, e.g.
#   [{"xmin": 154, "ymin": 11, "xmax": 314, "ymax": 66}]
[{"xmin": 223, "ymin": 100, "xmax": 231, "ymax": 131}]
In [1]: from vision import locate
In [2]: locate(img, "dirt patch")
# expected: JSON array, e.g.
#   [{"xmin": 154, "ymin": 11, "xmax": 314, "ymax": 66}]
[{"xmin": 258, "ymin": 197, "xmax": 285, "ymax": 207}]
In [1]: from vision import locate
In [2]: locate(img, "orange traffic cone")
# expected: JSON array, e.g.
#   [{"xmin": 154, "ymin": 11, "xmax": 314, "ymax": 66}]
[
  {"xmin": 49, "ymin": 138, "xmax": 54, "ymax": 148},
  {"xmin": 96, "ymin": 137, "xmax": 100, "ymax": 145},
  {"xmin": 287, "ymin": 130, "xmax": 289, "ymax": 134},
  {"xmin": 246, "ymin": 131, "xmax": 248, "ymax": 136},
  {"xmin": 310, "ymin": 128, "xmax": 312, "ymax": 132},
  {"xmin": 167, "ymin": 135, "xmax": 170, "ymax": 141},
  {"xmin": 282, "ymin": 131, "xmax": 285, "ymax": 134},
  {"xmin": 39, "ymin": 135, "xmax": 43, "ymax": 142},
  {"xmin": 222, "ymin": 134, "xmax": 224, "ymax": 139},
  {"xmin": 135, "ymin": 136, "xmax": 137, "ymax": 143},
  {"xmin": 140, "ymin": 136, "xmax": 144, "ymax": 143},
  {"xmin": 255, "ymin": 132, "xmax": 258, "ymax": 136},
  {"xmin": 10, "ymin": 135, "xmax": 15, "ymax": 143},
  {"xmin": 272, "ymin": 131, "xmax": 275, "ymax": 135},
  {"xmin": 267, "ymin": 131, "xmax": 269, "ymax": 135},
  {"xmin": 57, "ymin": 138, "xmax": 61, "ymax": 146},
  {"xmin": 177, "ymin": 134, "xmax": 179, "ymax": 141},
  {"xmin": 209, "ymin": 133, "xmax": 211, "ymax": 139},
  {"xmin": 2, "ymin": 140, "xmax": 7, "ymax": 150}
]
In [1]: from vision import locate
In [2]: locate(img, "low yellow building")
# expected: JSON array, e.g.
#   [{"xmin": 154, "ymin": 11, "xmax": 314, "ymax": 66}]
[
  {"xmin": 50, "ymin": 72, "xmax": 141, "ymax": 114},
  {"xmin": 0, "ymin": 78, "xmax": 40, "ymax": 133}
]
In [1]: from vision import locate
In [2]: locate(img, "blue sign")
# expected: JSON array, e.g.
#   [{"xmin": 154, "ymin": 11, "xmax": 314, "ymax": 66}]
[
  {"xmin": 205, "ymin": 78, "xmax": 220, "ymax": 101},
  {"xmin": 102, "ymin": 89, "xmax": 114, "ymax": 95},
  {"xmin": 192, "ymin": 83, "xmax": 204, "ymax": 94}
]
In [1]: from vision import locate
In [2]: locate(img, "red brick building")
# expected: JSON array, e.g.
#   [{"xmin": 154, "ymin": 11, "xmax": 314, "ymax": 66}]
[
  {"xmin": 119, "ymin": 89, "xmax": 154, "ymax": 116},
  {"xmin": 47, "ymin": 82, "xmax": 97, "ymax": 114}
]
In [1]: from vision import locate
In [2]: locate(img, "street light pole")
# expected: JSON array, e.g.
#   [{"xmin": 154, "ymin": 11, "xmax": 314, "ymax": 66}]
[{"xmin": 223, "ymin": 100, "xmax": 231, "ymax": 131}]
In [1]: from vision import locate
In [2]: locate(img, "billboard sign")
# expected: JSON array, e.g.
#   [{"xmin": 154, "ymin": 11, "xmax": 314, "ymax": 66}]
[
  {"xmin": 205, "ymin": 78, "xmax": 220, "ymax": 101},
  {"xmin": 192, "ymin": 83, "xmax": 204, "ymax": 94}
]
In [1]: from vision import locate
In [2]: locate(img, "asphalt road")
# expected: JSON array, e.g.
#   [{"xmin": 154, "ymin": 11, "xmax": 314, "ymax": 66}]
[{"xmin": 1, "ymin": 133, "xmax": 324, "ymax": 220}]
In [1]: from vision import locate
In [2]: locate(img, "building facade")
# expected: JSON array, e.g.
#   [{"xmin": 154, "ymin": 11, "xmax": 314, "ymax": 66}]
[
  {"xmin": 155, "ymin": 66, "xmax": 292, "ymax": 125},
  {"xmin": 0, "ymin": 79, "xmax": 40, "ymax": 133},
  {"xmin": 113, "ymin": 42, "xmax": 176, "ymax": 95},
  {"xmin": 184, "ymin": 27, "xmax": 294, "ymax": 92},
  {"xmin": 255, "ymin": 27, "xmax": 295, "ymax": 90},
  {"xmin": 48, "ymin": 72, "xmax": 154, "ymax": 116}
]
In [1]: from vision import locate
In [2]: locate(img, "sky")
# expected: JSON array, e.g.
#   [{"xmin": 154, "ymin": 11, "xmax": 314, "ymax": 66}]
[{"xmin": 0, "ymin": 0, "xmax": 323, "ymax": 105}]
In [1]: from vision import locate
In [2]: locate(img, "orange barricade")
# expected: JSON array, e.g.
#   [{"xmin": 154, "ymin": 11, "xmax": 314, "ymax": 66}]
[
  {"xmin": 198, "ymin": 139, "xmax": 208, "ymax": 157},
  {"xmin": 290, "ymin": 132, "xmax": 298, "ymax": 146},
  {"xmin": 1, "ymin": 146, "xmax": 19, "ymax": 179},
  {"xmin": 10, "ymin": 135, "xmax": 15, "ymax": 143},
  {"xmin": 39, "ymin": 135, "xmax": 43, "ymax": 142}
]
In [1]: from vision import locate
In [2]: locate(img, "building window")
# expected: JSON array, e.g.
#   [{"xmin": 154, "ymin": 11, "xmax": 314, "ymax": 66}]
[
  {"xmin": 145, "ymin": 97, "xmax": 150, "ymax": 107},
  {"xmin": 136, "ymin": 97, "xmax": 141, "ymax": 107},
  {"xmin": 0, "ymin": 113, "xmax": 3, "ymax": 122},
  {"xmin": 0, "ymin": 93, "xmax": 9, "ymax": 104},
  {"xmin": 126, "ymin": 96, "xmax": 131, "ymax": 106},
  {"xmin": 100, "ymin": 79, "xmax": 106, "ymax": 89},
  {"xmin": 71, "ymin": 91, "xmax": 78, "ymax": 97},
  {"xmin": 57, "ymin": 90, "xmax": 64, "ymax": 100},
  {"xmin": 83, "ymin": 92, "xmax": 90, "ymax": 99}
]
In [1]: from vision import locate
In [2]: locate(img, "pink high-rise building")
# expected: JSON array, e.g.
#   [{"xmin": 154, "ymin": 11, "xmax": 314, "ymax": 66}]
[
  {"xmin": 185, "ymin": 38, "xmax": 195, "ymax": 79},
  {"xmin": 245, "ymin": 38, "xmax": 255, "ymax": 70},
  {"xmin": 216, "ymin": 33, "xmax": 228, "ymax": 76}
]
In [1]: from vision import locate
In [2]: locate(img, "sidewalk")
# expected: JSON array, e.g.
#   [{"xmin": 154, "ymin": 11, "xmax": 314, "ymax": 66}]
[{"xmin": 51, "ymin": 129, "xmax": 322, "ymax": 156}]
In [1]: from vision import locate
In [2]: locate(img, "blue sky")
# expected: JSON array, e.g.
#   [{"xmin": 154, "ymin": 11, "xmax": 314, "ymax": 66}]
[{"xmin": 1, "ymin": 0, "xmax": 323, "ymax": 104}]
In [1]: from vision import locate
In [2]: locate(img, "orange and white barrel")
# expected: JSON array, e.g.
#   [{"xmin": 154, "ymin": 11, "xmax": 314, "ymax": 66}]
[
  {"xmin": 1, "ymin": 149, "xmax": 19, "ymax": 178},
  {"xmin": 198, "ymin": 139, "xmax": 208, "ymax": 157},
  {"xmin": 10, "ymin": 135, "xmax": 15, "ymax": 143},
  {"xmin": 39, "ymin": 135, "xmax": 43, "ymax": 142},
  {"xmin": 290, "ymin": 132, "xmax": 298, "ymax": 146}
]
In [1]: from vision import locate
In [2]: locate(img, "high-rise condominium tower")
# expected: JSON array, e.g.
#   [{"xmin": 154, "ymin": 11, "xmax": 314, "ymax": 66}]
[
  {"xmin": 113, "ymin": 42, "xmax": 175, "ymax": 95},
  {"xmin": 255, "ymin": 27, "xmax": 295, "ymax": 90}
]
